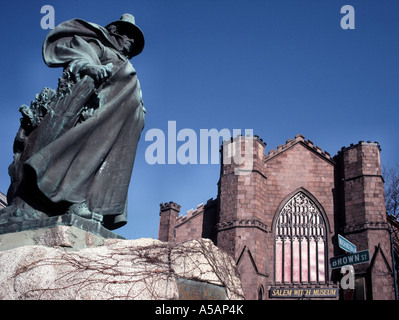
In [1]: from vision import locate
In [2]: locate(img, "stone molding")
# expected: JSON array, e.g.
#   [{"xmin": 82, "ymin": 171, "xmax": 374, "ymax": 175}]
[
  {"xmin": 343, "ymin": 221, "xmax": 390, "ymax": 234},
  {"xmin": 217, "ymin": 219, "xmax": 268, "ymax": 233}
]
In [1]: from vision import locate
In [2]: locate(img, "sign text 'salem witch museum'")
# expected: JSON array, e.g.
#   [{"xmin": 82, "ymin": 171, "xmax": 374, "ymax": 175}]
[{"xmin": 158, "ymin": 134, "xmax": 397, "ymax": 300}]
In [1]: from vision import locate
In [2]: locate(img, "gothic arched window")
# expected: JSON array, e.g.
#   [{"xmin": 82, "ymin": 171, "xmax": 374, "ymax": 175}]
[{"xmin": 274, "ymin": 192, "xmax": 327, "ymax": 284}]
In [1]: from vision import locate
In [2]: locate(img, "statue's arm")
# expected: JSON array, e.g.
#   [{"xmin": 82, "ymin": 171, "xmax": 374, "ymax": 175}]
[
  {"xmin": 77, "ymin": 62, "xmax": 113, "ymax": 84},
  {"xmin": 67, "ymin": 37, "xmax": 113, "ymax": 84},
  {"xmin": 45, "ymin": 35, "xmax": 112, "ymax": 84}
]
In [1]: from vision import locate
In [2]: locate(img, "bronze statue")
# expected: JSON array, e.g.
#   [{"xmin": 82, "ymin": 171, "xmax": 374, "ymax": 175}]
[{"xmin": 0, "ymin": 14, "xmax": 146, "ymax": 230}]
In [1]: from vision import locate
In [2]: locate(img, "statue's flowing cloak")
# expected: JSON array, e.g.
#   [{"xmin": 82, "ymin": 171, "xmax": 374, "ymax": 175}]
[{"xmin": 22, "ymin": 19, "xmax": 145, "ymax": 230}]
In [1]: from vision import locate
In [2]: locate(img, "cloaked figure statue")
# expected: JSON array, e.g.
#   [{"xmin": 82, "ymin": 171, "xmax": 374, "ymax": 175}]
[{"xmin": 0, "ymin": 14, "xmax": 146, "ymax": 230}]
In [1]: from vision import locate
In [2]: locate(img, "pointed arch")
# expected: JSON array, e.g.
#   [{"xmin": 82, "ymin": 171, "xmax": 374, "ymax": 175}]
[
  {"xmin": 271, "ymin": 187, "xmax": 331, "ymax": 235},
  {"xmin": 273, "ymin": 189, "xmax": 329, "ymax": 284},
  {"xmin": 258, "ymin": 285, "xmax": 265, "ymax": 300}
]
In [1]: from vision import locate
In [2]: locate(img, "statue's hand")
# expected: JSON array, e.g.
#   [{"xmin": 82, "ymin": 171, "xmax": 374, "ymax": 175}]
[{"xmin": 80, "ymin": 63, "xmax": 113, "ymax": 84}]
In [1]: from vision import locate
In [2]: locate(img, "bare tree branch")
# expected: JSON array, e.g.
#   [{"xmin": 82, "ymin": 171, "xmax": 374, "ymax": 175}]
[
  {"xmin": 383, "ymin": 162, "xmax": 399, "ymax": 218},
  {"xmin": 10, "ymin": 239, "xmax": 244, "ymax": 300}
]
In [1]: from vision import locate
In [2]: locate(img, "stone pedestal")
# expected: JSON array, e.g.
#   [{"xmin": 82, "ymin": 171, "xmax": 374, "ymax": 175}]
[
  {"xmin": 0, "ymin": 237, "xmax": 244, "ymax": 300},
  {"xmin": 0, "ymin": 224, "xmax": 109, "ymax": 252},
  {"xmin": 0, "ymin": 213, "xmax": 123, "ymax": 252},
  {"xmin": 0, "ymin": 212, "xmax": 243, "ymax": 300}
]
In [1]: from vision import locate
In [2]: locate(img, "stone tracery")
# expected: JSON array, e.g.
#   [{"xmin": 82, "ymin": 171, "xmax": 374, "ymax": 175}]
[{"xmin": 275, "ymin": 192, "xmax": 326, "ymax": 284}]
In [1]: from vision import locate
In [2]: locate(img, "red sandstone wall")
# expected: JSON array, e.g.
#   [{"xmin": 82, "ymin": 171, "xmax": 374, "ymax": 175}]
[
  {"xmin": 175, "ymin": 208, "xmax": 204, "ymax": 242},
  {"xmin": 263, "ymin": 140, "xmax": 336, "ymax": 284},
  {"xmin": 337, "ymin": 143, "xmax": 395, "ymax": 300},
  {"xmin": 159, "ymin": 136, "xmax": 396, "ymax": 300}
]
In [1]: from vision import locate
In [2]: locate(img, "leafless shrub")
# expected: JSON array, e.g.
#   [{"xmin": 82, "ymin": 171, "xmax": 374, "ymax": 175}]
[{"xmin": 12, "ymin": 239, "xmax": 244, "ymax": 300}]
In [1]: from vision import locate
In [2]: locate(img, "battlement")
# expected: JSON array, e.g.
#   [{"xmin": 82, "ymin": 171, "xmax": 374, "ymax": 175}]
[
  {"xmin": 159, "ymin": 201, "xmax": 181, "ymax": 213},
  {"xmin": 176, "ymin": 202, "xmax": 205, "ymax": 224},
  {"xmin": 159, "ymin": 197, "xmax": 219, "ymax": 243},
  {"xmin": 221, "ymin": 134, "xmax": 267, "ymax": 149},
  {"xmin": 334, "ymin": 140, "xmax": 383, "ymax": 179},
  {"xmin": 265, "ymin": 134, "xmax": 332, "ymax": 163},
  {"xmin": 220, "ymin": 134, "xmax": 268, "ymax": 177},
  {"xmin": 175, "ymin": 197, "xmax": 218, "ymax": 223},
  {"xmin": 335, "ymin": 140, "xmax": 381, "ymax": 156},
  {"xmin": 159, "ymin": 201, "xmax": 181, "ymax": 242}
]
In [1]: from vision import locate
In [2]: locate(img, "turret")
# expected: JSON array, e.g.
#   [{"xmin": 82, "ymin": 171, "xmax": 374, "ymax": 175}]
[
  {"xmin": 158, "ymin": 201, "xmax": 181, "ymax": 242},
  {"xmin": 335, "ymin": 141, "xmax": 394, "ymax": 299}
]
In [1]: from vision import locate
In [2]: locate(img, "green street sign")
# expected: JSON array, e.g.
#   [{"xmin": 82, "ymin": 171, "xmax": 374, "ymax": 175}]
[
  {"xmin": 338, "ymin": 234, "xmax": 357, "ymax": 253},
  {"xmin": 330, "ymin": 250, "xmax": 370, "ymax": 269}
]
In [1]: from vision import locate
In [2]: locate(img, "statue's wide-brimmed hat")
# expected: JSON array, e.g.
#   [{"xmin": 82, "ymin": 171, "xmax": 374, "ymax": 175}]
[{"xmin": 106, "ymin": 13, "xmax": 144, "ymax": 58}]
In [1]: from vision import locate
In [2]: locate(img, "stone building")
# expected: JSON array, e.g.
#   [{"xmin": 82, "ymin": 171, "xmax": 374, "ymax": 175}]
[{"xmin": 158, "ymin": 134, "xmax": 397, "ymax": 300}]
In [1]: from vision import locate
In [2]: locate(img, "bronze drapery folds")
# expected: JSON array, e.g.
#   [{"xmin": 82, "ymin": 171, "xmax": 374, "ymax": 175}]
[{"xmin": 0, "ymin": 14, "xmax": 146, "ymax": 230}]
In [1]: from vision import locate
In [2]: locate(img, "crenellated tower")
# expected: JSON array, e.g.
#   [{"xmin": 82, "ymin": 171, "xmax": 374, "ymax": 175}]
[
  {"xmin": 217, "ymin": 135, "xmax": 269, "ymax": 298},
  {"xmin": 158, "ymin": 201, "xmax": 181, "ymax": 242},
  {"xmin": 335, "ymin": 141, "xmax": 395, "ymax": 299},
  {"xmin": 157, "ymin": 135, "xmax": 397, "ymax": 300}
]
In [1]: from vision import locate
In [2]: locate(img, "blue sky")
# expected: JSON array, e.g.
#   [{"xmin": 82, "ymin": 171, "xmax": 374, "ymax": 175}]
[{"xmin": 0, "ymin": 0, "xmax": 398, "ymax": 239}]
